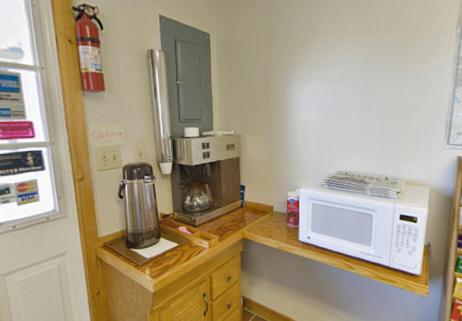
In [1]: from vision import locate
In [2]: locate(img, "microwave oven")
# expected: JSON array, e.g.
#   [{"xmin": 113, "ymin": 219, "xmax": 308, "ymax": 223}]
[{"xmin": 298, "ymin": 184, "xmax": 429, "ymax": 275}]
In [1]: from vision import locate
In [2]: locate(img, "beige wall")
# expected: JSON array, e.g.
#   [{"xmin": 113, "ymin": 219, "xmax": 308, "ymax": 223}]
[
  {"xmin": 78, "ymin": 0, "xmax": 462, "ymax": 319},
  {"xmin": 213, "ymin": 0, "xmax": 461, "ymax": 320},
  {"xmin": 75, "ymin": 0, "xmax": 214, "ymax": 236}
]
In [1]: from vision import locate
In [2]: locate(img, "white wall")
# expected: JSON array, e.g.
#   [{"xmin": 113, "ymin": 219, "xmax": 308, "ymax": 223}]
[
  {"xmin": 75, "ymin": 0, "xmax": 214, "ymax": 236},
  {"xmin": 212, "ymin": 0, "xmax": 461, "ymax": 320},
  {"xmin": 78, "ymin": 0, "xmax": 462, "ymax": 319}
]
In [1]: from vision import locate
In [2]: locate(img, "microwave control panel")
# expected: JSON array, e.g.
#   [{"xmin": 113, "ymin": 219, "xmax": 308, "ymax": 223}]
[
  {"xmin": 394, "ymin": 221, "xmax": 419, "ymax": 256},
  {"xmin": 390, "ymin": 205, "xmax": 428, "ymax": 275}
]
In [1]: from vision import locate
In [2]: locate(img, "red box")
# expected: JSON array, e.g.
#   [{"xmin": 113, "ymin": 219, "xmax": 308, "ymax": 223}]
[{"xmin": 451, "ymin": 300, "xmax": 462, "ymax": 321}]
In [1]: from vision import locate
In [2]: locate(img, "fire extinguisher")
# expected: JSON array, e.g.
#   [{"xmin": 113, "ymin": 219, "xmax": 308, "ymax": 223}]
[{"xmin": 73, "ymin": 4, "xmax": 105, "ymax": 92}]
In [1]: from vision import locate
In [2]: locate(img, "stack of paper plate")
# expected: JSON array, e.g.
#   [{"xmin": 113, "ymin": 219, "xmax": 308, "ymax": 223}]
[{"xmin": 323, "ymin": 171, "xmax": 405, "ymax": 199}]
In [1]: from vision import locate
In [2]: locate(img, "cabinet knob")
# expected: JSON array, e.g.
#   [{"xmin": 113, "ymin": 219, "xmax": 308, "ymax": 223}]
[
  {"xmin": 225, "ymin": 275, "xmax": 232, "ymax": 282},
  {"xmin": 226, "ymin": 303, "xmax": 232, "ymax": 310}
]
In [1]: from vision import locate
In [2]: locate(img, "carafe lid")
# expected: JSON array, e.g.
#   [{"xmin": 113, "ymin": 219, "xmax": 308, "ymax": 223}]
[{"xmin": 122, "ymin": 162, "xmax": 154, "ymax": 180}]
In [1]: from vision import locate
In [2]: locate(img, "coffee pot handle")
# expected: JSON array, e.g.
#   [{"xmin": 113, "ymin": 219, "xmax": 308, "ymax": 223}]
[{"xmin": 118, "ymin": 181, "xmax": 125, "ymax": 199}]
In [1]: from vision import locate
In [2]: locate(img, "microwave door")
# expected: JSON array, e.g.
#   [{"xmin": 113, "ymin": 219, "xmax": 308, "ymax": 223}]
[
  {"xmin": 307, "ymin": 201, "xmax": 375, "ymax": 253},
  {"xmin": 304, "ymin": 198, "xmax": 393, "ymax": 266}
]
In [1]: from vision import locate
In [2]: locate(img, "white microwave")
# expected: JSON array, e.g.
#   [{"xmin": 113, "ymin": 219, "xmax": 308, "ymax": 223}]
[{"xmin": 298, "ymin": 184, "xmax": 429, "ymax": 275}]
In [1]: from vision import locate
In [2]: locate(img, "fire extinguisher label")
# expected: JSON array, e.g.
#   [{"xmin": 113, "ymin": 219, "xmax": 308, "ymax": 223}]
[{"xmin": 78, "ymin": 45, "xmax": 102, "ymax": 72}]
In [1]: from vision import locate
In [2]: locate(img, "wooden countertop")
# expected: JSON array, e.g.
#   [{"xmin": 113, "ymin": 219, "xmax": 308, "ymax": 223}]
[
  {"xmin": 244, "ymin": 212, "xmax": 430, "ymax": 296},
  {"xmin": 97, "ymin": 203, "xmax": 430, "ymax": 297},
  {"xmin": 97, "ymin": 203, "xmax": 272, "ymax": 293}
]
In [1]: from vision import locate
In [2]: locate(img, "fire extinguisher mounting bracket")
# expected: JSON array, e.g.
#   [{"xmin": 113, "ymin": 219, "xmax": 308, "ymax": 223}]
[{"xmin": 73, "ymin": 4, "xmax": 104, "ymax": 30}]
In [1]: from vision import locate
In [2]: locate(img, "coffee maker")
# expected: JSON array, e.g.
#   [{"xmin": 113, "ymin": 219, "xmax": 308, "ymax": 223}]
[
  {"xmin": 147, "ymin": 49, "xmax": 241, "ymax": 225},
  {"xmin": 171, "ymin": 135, "xmax": 241, "ymax": 225}
]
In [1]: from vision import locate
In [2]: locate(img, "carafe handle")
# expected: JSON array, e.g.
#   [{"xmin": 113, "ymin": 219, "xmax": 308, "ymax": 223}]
[{"xmin": 118, "ymin": 181, "xmax": 125, "ymax": 199}]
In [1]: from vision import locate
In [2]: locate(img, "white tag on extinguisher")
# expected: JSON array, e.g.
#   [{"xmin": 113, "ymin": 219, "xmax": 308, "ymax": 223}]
[{"xmin": 78, "ymin": 45, "xmax": 102, "ymax": 72}]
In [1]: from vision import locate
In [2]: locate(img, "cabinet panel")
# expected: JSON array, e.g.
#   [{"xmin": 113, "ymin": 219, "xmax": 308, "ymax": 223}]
[
  {"xmin": 211, "ymin": 255, "xmax": 241, "ymax": 299},
  {"xmin": 160, "ymin": 16, "xmax": 213, "ymax": 138},
  {"xmin": 157, "ymin": 277, "xmax": 211, "ymax": 321},
  {"xmin": 175, "ymin": 39, "xmax": 203, "ymax": 122},
  {"xmin": 212, "ymin": 282, "xmax": 241, "ymax": 321}
]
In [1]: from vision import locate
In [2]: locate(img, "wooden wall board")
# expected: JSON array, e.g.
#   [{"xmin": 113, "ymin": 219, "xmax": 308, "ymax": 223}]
[
  {"xmin": 50, "ymin": 1, "xmax": 105, "ymax": 320},
  {"xmin": 443, "ymin": 157, "xmax": 462, "ymax": 320}
]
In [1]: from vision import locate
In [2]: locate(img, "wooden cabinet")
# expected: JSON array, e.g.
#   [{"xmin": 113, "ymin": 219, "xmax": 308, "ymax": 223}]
[
  {"xmin": 211, "ymin": 283, "xmax": 240, "ymax": 321},
  {"xmin": 151, "ymin": 255, "xmax": 241, "ymax": 321},
  {"xmin": 211, "ymin": 255, "xmax": 240, "ymax": 299},
  {"xmin": 97, "ymin": 242, "xmax": 244, "ymax": 321},
  {"xmin": 155, "ymin": 277, "xmax": 211, "ymax": 321}
]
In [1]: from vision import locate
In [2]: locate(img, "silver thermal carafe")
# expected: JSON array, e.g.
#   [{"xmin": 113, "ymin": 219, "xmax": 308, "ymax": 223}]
[{"xmin": 118, "ymin": 163, "xmax": 161, "ymax": 249}]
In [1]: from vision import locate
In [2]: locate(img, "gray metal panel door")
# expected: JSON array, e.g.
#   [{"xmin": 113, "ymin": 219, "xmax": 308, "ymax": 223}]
[{"xmin": 160, "ymin": 16, "xmax": 213, "ymax": 138}]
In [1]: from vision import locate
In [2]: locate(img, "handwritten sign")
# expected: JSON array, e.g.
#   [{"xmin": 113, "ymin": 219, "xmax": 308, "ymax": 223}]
[{"xmin": 89, "ymin": 125, "xmax": 125, "ymax": 146}]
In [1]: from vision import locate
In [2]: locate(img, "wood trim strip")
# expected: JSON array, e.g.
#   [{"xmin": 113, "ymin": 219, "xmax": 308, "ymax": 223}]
[
  {"xmin": 50, "ymin": 1, "xmax": 105, "ymax": 321},
  {"xmin": 443, "ymin": 157, "xmax": 462, "ymax": 321},
  {"xmin": 244, "ymin": 201, "xmax": 274, "ymax": 213},
  {"xmin": 243, "ymin": 297, "xmax": 295, "ymax": 321}
]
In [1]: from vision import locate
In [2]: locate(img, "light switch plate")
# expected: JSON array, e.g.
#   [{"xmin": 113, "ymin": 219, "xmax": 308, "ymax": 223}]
[
  {"xmin": 95, "ymin": 145, "xmax": 122, "ymax": 171},
  {"xmin": 134, "ymin": 143, "xmax": 146, "ymax": 161}
]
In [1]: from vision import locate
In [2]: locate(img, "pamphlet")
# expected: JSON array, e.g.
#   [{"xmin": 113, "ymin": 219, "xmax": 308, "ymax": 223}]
[
  {"xmin": 0, "ymin": 150, "xmax": 45, "ymax": 176},
  {"xmin": 0, "ymin": 72, "xmax": 25, "ymax": 119},
  {"xmin": 0, "ymin": 184, "xmax": 16, "ymax": 204}
]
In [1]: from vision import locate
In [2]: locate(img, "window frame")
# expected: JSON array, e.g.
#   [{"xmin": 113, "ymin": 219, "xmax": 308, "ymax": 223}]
[{"xmin": 0, "ymin": 0, "xmax": 71, "ymax": 232}]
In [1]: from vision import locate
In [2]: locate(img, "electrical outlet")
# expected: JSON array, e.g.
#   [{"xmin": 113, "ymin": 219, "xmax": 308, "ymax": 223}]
[
  {"xmin": 95, "ymin": 145, "xmax": 122, "ymax": 171},
  {"xmin": 134, "ymin": 143, "xmax": 146, "ymax": 161}
]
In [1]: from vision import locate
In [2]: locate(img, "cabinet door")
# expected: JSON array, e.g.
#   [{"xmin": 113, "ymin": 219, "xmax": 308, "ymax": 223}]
[
  {"xmin": 160, "ymin": 16, "xmax": 213, "ymax": 138},
  {"xmin": 157, "ymin": 277, "xmax": 211, "ymax": 321}
]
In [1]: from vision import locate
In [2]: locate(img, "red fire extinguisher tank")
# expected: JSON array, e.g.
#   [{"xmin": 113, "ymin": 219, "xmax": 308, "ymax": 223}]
[{"xmin": 74, "ymin": 5, "xmax": 105, "ymax": 92}]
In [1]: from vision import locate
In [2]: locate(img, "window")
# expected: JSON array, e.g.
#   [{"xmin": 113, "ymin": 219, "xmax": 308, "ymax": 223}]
[{"xmin": 0, "ymin": 0, "xmax": 63, "ymax": 231}]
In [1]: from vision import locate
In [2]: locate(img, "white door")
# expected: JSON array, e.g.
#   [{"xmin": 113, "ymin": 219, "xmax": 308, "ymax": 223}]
[{"xmin": 0, "ymin": 0, "xmax": 91, "ymax": 320}]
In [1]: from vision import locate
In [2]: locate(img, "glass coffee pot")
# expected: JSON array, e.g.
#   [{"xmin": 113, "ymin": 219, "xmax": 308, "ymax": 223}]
[{"xmin": 183, "ymin": 183, "xmax": 211, "ymax": 213}]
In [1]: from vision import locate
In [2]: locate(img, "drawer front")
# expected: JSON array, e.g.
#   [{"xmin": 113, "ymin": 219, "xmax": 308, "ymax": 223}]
[
  {"xmin": 221, "ymin": 308, "xmax": 241, "ymax": 321},
  {"xmin": 211, "ymin": 283, "xmax": 241, "ymax": 321},
  {"xmin": 152, "ymin": 277, "xmax": 211, "ymax": 321},
  {"xmin": 211, "ymin": 255, "xmax": 241, "ymax": 299}
]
